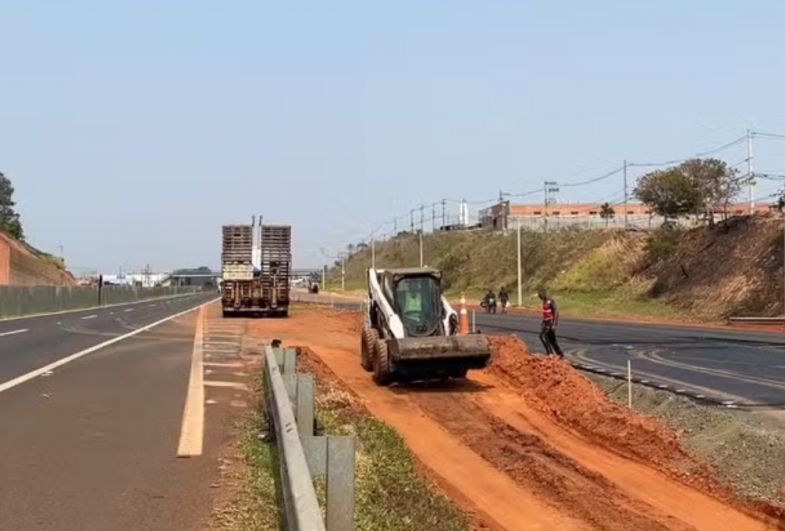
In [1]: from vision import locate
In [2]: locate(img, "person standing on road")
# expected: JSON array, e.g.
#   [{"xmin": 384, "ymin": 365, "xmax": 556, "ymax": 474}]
[
  {"xmin": 499, "ymin": 287, "xmax": 509, "ymax": 313},
  {"xmin": 537, "ymin": 288, "xmax": 563, "ymax": 357}
]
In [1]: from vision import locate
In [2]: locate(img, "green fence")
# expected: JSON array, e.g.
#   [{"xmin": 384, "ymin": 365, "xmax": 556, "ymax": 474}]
[{"xmin": 0, "ymin": 285, "xmax": 199, "ymax": 319}]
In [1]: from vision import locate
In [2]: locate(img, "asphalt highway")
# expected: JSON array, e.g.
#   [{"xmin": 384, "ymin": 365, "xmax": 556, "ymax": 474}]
[
  {"xmin": 0, "ymin": 293, "xmax": 247, "ymax": 531},
  {"xmin": 0, "ymin": 293, "xmax": 216, "ymax": 385},
  {"xmin": 474, "ymin": 310, "xmax": 785, "ymax": 407}
]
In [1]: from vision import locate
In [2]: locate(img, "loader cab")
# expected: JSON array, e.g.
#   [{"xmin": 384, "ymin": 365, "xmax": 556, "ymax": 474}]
[{"xmin": 386, "ymin": 268, "xmax": 445, "ymax": 338}]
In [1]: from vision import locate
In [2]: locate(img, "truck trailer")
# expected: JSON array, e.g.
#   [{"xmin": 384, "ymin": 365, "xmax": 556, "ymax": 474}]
[{"xmin": 221, "ymin": 218, "xmax": 291, "ymax": 318}]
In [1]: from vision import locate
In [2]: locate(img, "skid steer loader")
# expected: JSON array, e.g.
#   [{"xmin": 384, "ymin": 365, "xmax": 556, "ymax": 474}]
[{"xmin": 361, "ymin": 267, "xmax": 492, "ymax": 386}]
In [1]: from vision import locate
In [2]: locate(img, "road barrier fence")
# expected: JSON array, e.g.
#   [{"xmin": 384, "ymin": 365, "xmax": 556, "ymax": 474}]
[
  {"xmin": 0, "ymin": 285, "xmax": 200, "ymax": 319},
  {"xmin": 262, "ymin": 344, "xmax": 356, "ymax": 531}
]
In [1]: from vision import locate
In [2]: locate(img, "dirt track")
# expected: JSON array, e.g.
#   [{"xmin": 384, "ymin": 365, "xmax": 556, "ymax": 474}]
[{"xmin": 249, "ymin": 305, "xmax": 783, "ymax": 531}]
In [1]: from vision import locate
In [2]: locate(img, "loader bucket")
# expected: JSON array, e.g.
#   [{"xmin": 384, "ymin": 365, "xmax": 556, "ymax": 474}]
[{"xmin": 387, "ymin": 334, "xmax": 493, "ymax": 368}]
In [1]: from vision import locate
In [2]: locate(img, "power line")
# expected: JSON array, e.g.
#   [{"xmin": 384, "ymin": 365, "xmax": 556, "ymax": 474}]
[
  {"xmin": 629, "ymin": 135, "xmax": 747, "ymax": 168},
  {"xmin": 560, "ymin": 166, "xmax": 625, "ymax": 187},
  {"xmin": 754, "ymin": 131, "xmax": 785, "ymax": 140}
]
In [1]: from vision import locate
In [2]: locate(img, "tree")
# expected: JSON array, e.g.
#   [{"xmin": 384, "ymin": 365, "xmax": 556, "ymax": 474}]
[
  {"xmin": 634, "ymin": 167, "xmax": 703, "ymax": 222},
  {"xmin": 0, "ymin": 172, "xmax": 23, "ymax": 240},
  {"xmin": 678, "ymin": 158, "xmax": 741, "ymax": 222},
  {"xmin": 599, "ymin": 202, "xmax": 615, "ymax": 227}
]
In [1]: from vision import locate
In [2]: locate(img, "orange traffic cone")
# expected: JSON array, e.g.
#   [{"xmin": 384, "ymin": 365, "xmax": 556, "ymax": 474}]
[{"xmin": 459, "ymin": 292, "xmax": 469, "ymax": 335}]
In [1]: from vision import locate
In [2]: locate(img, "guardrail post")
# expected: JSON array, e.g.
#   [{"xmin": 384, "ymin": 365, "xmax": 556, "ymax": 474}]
[
  {"xmin": 264, "ymin": 344, "xmax": 355, "ymax": 531},
  {"xmin": 295, "ymin": 374, "xmax": 315, "ymax": 438}
]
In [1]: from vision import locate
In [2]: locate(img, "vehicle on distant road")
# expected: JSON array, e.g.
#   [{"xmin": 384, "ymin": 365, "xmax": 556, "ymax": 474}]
[{"xmin": 220, "ymin": 219, "xmax": 291, "ymax": 318}]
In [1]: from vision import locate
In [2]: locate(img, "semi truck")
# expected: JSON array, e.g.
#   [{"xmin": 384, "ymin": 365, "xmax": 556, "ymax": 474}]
[{"xmin": 221, "ymin": 217, "xmax": 291, "ymax": 318}]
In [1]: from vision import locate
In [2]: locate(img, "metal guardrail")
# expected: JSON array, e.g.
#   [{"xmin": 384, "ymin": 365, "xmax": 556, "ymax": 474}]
[
  {"xmin": 0, "ymin": 285, "xmax": 199, "ymax": 319},
  {"xmin": 262, "ymin": 344, "xmax": 356, "ymax": 531}
]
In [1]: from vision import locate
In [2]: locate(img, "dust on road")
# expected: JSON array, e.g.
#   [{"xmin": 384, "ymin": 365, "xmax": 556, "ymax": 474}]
[{"xmin": 248, "ymin": 304, "xmax": 783, "ymax": 531}]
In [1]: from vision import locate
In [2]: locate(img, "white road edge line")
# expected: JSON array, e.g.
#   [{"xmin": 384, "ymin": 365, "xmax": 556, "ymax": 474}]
[
  {"xmin": 0, "ymin": 328, "xmax": 29, "ymax": 338},
  {"xmin": 0, "ymin": 298, "xmax": 219, "ymax": 395},
  {"xmin": 81, "ymin": 314, "xmax": 98, "ymax": 320},
  {"xmin": 177, "ymin": 306, "xmax": 206, "ymax": 458}
]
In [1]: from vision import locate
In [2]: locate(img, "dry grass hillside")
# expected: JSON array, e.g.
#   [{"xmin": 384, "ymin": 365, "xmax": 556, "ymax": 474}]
[
  {"xmin": 328, "ymin": 213, "xmax": 785, "ymax": 322},
  {"xmin": 0, "ymin": 231, "xmax": 75, "ymax": 286}
]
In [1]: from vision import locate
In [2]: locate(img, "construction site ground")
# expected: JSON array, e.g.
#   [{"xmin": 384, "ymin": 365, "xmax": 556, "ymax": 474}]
[{"xmin": 245, "ymin": 303, "xmax": 785, "ymax": 531}]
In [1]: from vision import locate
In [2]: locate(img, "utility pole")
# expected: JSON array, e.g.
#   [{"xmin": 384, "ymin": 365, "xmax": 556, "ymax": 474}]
[
  {"xmin": 516, "ymin": 216, "xmax": 522, "ymax": 307},
  {"xmin": 543, "ymin": 181, "xmax": 559, "ymax": 233},
  {"xmin": 341, "ymin": 255, "xmax": 345, "ymax": 291},
  {"xmin": 371, "ymin": 231, "xmax": 376, "ymax": 269},
  {"xmin": 393, "ymin": 217, "xmax": 397, "ymax": 236},
  {"xmin": 441, "ymin": 199, "xmax": 446, "ymax": 229},
  {"xmin": 747, "ymin": 129, "xmax": 756, "ymax": 214},
  {"xmin": 432, "ymin": 203, "xmax": 436, "ymax": 232},
  {"xmin": 410, "ymin": 209, "xmax": 415, "ymax": 233},
  {"xmin": 623, "ymin": 160, "xmax": 629, "ymax": 229},
  {"xmin": 419, "ymin": 232, "xmax": 424, "ymax": 267},
  {"xmin": 419, "ymin": 204, "xmax": 424, "ymax": 232}
]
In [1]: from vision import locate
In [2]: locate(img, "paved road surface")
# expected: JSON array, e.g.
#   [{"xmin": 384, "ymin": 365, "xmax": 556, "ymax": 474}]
[
  {"xmin": 0, "ymin": 294, "xmax": 215, "ymax": 384},
  {"xmin": 0, "ymin": 295, "xmax": 248, "ymax": 531},
  {"xmin": 474, "ymin": 311, "xmax": 785, "ymax": 407}
]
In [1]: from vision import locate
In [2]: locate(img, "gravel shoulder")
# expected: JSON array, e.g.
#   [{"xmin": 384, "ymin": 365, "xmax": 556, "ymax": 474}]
[{"xmin": 587, "ymin": 372, "xmax": 785, "ymax": 508}]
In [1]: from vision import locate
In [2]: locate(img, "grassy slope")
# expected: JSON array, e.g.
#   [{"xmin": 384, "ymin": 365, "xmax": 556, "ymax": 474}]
[{"xmin": 326, "ymin": 214, "xmax": 785, "ymax": 322}]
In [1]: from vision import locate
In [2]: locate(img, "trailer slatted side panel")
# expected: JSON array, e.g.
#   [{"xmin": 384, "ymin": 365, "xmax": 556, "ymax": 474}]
[
  {"xmin": 260, "ymin": 225, "xmax": 292, "ymax": 298},
  {"xmin": 222, "ymin": 225, "xmax": 254, "ymax": 261}
]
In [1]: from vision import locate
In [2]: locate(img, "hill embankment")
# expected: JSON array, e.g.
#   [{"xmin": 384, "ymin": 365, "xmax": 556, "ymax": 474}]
[
  {"xmin": 327, "ymin": 213, "xmax": 785, "ymax": 322},
  {"xmin": 0, "ymin": 231, "xmax": 75, "ymax": 286}
]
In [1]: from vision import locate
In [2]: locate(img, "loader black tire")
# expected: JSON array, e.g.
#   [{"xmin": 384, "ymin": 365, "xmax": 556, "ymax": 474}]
[
  {"xmin": 372, "ymin": 338, "xmax": 393, "ymax": 386},
  {"xmin": 360, "ymin": 326, "xmax": 377, "ymax": 372}
]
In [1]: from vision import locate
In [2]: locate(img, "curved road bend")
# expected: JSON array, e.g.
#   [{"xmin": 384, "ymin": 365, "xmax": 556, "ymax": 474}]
[{"xmin": 474, "ymin": 311, "xmax": 785, "ymax": 407}]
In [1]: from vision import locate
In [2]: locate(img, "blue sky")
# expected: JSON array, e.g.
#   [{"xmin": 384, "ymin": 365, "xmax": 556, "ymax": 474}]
[{"xmin": 3, "ymin": 1, "xmax": 785, "ymax": 272}]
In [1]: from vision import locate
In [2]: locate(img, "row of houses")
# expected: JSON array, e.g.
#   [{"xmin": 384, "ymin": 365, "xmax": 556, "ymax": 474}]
[{"xmin": 478, "ymin": 200, "xmax": 775, "ymax": 231}]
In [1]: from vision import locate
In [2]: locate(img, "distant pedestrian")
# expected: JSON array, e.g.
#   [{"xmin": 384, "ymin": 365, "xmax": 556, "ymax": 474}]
[
  {"xmin": 499, "ymin": 287, "xmax": 509, "ymax": 313},
  {"xmin": 537, "ymin": 288, "xmax": 563, "ymax": 357}
]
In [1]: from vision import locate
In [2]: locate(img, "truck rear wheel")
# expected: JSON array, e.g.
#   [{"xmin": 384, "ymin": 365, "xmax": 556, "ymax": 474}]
[
  {"xmin": 360, "ymin": 326, "xmax": 377, "ymax": 372},
  {"xmin": 372, "ymin": 338, "xmax": 393, "ymax": 386}
]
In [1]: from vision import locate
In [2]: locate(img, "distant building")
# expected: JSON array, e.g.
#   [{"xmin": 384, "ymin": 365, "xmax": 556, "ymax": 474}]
[{"xmin": 479, "ymin": 200, "xmax": 772, "ymax": 231}]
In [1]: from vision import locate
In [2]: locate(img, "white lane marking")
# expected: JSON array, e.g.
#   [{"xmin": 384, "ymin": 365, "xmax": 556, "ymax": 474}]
[
  {"xmin": 0, "ymin": 328, "xmax": 29, "ymax": 338},
  {"xmin": 0, "ymin": 298, "xmax": 219, "ymax": 395},
  {"xmin": 0, "ymin": 293, "xmax": 199, "ymax": 323},
  {"xmin": 124, "ymin": 309, "xmax": 135, "ymax": 313},
  {"xmin": 149, "ymin": 304, "xmax": 157, "ymax": 308},
  {"xmin": 177, "ymin": 307, "xmax": 205, "ymax": 457},
  {"xmin": 204, "ymin": 381, "xmax": 248, "ymax": 391},
  {"xmin": 81, "ymin": 314, "xmax": 98, "ymax": 320},
  {"xmin": 204, "ymin": 362, "xmax": 243, "ymax": 368}
]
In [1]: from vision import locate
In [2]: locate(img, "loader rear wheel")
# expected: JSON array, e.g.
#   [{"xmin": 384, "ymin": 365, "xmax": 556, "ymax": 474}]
[
  {"xmin": 360, "ymin": 326, "xmax": 377, "ymax": 372},
  {"xmin": 372, "ymin": 338, "xmax": 393, "ymax": 386}
]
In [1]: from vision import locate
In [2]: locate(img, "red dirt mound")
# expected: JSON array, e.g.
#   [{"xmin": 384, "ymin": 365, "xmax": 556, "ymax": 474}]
[{"xmin": 487, "ymin": 335, "xmax": 698, "ymax": 470}]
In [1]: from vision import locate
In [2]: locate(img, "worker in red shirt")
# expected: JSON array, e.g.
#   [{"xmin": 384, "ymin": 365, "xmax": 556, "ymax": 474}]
[{"xmin": 538, "ymin": 288, "xmax": 563, "ymax": 357}]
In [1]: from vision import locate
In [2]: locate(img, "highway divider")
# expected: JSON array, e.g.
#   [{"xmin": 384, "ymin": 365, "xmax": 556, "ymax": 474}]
[
  {"xmin": 0, "ymin": 285, "xmax": 200, "ymax": 319},
  {"xmin": 262, "ymin": 344, "xmax": 356, "ymax": 531}
]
